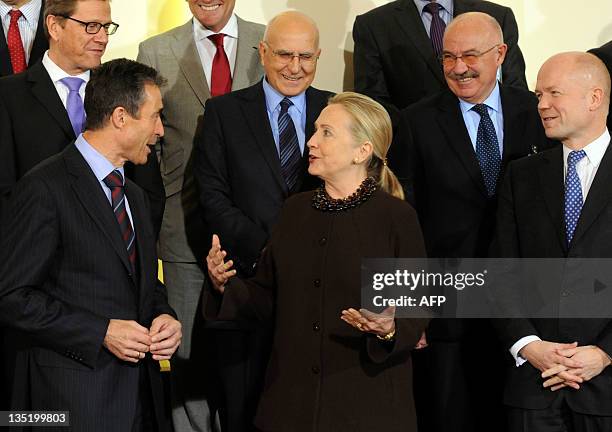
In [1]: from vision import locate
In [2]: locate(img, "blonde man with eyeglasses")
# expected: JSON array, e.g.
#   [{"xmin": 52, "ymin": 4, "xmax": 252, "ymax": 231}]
[
  {"xmin": 388, "ymin": 11, "xmax": 554, "ymax": 432},
  {"xmin": 192, "ymin": 10, "xmax": 332, "ymax": 432}
]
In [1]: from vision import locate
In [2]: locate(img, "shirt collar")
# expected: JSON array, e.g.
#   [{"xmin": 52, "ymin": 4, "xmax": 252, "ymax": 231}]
[
  {"xmin": 75, "ymin": 134, "xmax": 125, "ymax": 183},
  {"xmin": 42, "ymin": 51, "xmax": 90, "ymax": 84},
  {"xmin": 0, "ymin": 0, "xmax": 41, "ymax": 23},
  {"xmin": 562, "ymin": 129, "xmax": 611, "ymax": 169},
  {"xmin": 414, "ymin": 0, "xmax": 454, "ymax": 16},
  {"xmin": 262, "ymin": 77, "xmax": 307, "ymax": 116},
  {"xmin": 193, "ymin": 13, "xmax": 238, "ymax": 41},
  {"xmin": 458, "ymin": 81, "xmax": 502, "ymax": 116}
]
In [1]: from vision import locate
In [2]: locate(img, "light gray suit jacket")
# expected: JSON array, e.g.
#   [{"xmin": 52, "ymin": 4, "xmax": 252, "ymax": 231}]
[{"xmin": 137, "ymin": 17, "xmax": 265, "ymax": 263}]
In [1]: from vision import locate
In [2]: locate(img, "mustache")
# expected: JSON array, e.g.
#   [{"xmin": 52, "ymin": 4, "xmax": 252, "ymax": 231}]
[{"xmin": 447, "ymin": 70, "xmax": 479, "ymax": 80}]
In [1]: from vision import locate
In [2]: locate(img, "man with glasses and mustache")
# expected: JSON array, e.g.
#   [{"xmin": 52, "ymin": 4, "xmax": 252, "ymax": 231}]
[
  {"xmin": 193, "ymin": 10, "xmax": 332, "ymax": 432},
  {"xmin": 389, "ymin": 12, "xmax": 552, "ymax": 432}
]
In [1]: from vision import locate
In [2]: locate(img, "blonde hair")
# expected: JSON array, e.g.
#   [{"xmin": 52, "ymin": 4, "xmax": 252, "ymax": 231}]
[{"xmin": 327, "ymin": 92, "xmax": 404, "ymax": 200}]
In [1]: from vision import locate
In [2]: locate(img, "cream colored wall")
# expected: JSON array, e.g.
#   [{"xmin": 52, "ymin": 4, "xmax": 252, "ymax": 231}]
[{"xmin": 104, "ymin": 1, "xmax": 612, "ymax": 93}]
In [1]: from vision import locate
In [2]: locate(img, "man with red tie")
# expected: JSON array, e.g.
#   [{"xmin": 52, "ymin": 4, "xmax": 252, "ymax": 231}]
[
  {"xmin": 0, "ymin": 0, "xmax": 47, "ymax": 76},
  {"xmin": 137, "ymin": 1, "xmax": 264, "ymax": 431}
]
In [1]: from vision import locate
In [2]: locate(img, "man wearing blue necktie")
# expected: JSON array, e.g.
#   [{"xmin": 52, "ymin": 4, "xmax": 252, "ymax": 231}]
[{"xmin": 493, "ymin": 52, "xmax": 612, "ymax": 432}]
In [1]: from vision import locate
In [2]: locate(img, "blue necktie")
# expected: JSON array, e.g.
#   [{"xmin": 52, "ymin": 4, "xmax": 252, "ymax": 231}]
[
  {"xmin": 564, "ymin": 150, "xmax": 586, "ymax": 246},
  {"xmin": 472, "ymin": 104, "xmax": 501, "ymax": 197},
  {"xmin": 278, "ymin": 98, "xmax": 301, "ymax": 191},
  {"xmin": 60, "ymin": 77, "xmax": 86, "ymax": 136}
]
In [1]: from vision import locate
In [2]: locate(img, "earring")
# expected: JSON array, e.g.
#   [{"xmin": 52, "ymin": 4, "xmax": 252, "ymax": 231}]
[{"xmin": 353, "ymin": 158, "xmax": 359, "ymax": 164}]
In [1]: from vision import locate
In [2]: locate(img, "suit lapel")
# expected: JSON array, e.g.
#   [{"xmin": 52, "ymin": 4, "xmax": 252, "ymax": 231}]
[
  {"xmin": 28, "ymin": 63, "xmax": 75, "ymax": 140},
  {"xmin": 571, "ymin": 142, "xmax": 612, "ymax": 246},
  {"xmin": 171, "ymin": 21, "xmax": 210, "ymax": 107},
  {"xmin": 240, "ymin": 82, "xmax": 288, "ymax": 194},
  {"xmin": 63, "ymin": 145, "xmax": 134, "ymax": 279},
  {"xmin": 436, "ymin": 92, "xmax": 488, "ymax": 196},
  {"xmin": 125, "ymin": 181, "xmax": 151, "ymax": 301},
  {"xmin": 233, "ymin": 17, "xmax": 263, "ymax": 90},
  {"xmin": 394, "ymin": 0, "xmax": 444, "ymax": 85},
  {"xmin": 537, "ymin": 147, "xmax": 566, "ymax": 251}
]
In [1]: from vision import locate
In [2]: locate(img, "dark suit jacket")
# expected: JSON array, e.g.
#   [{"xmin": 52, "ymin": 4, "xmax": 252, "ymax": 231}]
[
  {"xmin": 492, "ymin": 144, "xmax": 612, "ymax": 415},
  {"xmin": 353, "ymin": 0, "xmax": 528, "ymax": 121},
  {"xmin": 0, "ymin": 61, "xmax": 165, "ymax": 233},
  {"xmin": 193, "ymin": 81, "xmax": 333, "ymax": 277},
  {"xmin": 0, "ymin": 144, "xmax": 176, "ymax": 431},
  {"xmin": 589, "ymin": 41, "xmax": 612, "ymax": 131},
  {"xmin": 390, "ymin": 85, "xmax": 551, "ymax": 260},
  {"xmin": 0, "ymin": 0, "xmax": 47, "ymax": 76}
]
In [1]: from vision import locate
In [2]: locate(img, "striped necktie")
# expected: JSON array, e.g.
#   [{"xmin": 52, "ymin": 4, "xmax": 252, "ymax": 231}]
[{"xmin": 278, "ymin": 97, "xmax": 301, "ymax": 191}]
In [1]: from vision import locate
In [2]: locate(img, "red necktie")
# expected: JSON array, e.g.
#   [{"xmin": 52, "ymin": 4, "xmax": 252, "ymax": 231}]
[
  {"xmin": 208, "ymin": 33, "xmax": 232, "ymax": 97},
  {"xmin": 7, "ymin": 9, "xmax": 27, "ymax": 74}
]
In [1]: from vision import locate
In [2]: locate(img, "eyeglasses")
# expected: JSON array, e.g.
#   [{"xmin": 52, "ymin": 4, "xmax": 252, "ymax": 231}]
[
  {"xmin": 58, "ymin": 15, "xmax": 119, "ymax": 35},
  {"xmin": 440, "ymin": 44, "xmax": 500, "ymax": 67},
  {"xmin": 263, "ymin": 41, "xmax": 319, "ymax": 66}
]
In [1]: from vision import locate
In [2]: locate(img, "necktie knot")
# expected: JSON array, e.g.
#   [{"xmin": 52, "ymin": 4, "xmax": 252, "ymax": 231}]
[
  {"xmin": 424, "ymin": 1, "xmax": 443, "ymax": 15},
  {"xmin": 280, "ymin": 97, "xmax": 293, "ymax": 115},
  {"xmin": 208, "ymin": 33, "xmax": 225, "ymax": 48},
  {"xmin": 8, "ymin": 9, "xmax": 23, "ymax": 23},
  {"xmin": 103, "ymin": 170, "xmax": 124, "ymax": 189},
  {"xmin": 567, "ymin": 150, "xmax": 586, "ymax": 168},
  {"xmin": 472, "ymin": 103, "xmax": 490, "ymax": 117},
  {"xmin": 60, "ymin": 77, "xmax": 85, "ymax": 92}
]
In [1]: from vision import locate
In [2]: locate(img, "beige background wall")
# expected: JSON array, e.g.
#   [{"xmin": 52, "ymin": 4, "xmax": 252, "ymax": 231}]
[{"xmin": 104, "ymin": 0, "xmax": 612, "ymax": 92}]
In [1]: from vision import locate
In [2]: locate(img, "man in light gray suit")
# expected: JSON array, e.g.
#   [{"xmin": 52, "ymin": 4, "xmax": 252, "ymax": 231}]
[{"xmin": 137, "ymin": 1, "xmax": 264, "ymax": 431}]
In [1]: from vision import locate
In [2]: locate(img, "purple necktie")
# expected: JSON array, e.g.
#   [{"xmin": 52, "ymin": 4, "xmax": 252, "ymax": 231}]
[
  {"xmin": 60, "ymin": 77, "xmax": 86, "ymax": 136},
  {"xmin": 424, "ymin": 1, "xmax": 446, "ymax": 57}
]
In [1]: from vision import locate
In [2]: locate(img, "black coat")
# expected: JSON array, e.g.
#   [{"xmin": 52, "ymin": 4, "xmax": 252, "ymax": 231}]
[
  {"xmin": 205, "ymin": 189, "xmax": 429, "ymax": 432},
  {"xmin": 589, "ymin": 41, "xmax": 612, "ymax": 131},
  {"xmin": 353, "ymin": 0, "xmax": 527, "ymax": 121},
  {"xmin": 0, "ymin": 61, "xmax": 165, "ymax": 234},
  {"xmin": 0, "ymin": 144, "xmax": 176, "ymax": 431}
]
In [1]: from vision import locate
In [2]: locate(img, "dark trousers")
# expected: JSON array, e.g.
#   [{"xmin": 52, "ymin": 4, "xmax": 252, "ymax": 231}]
[
  {"xmin": 507, "ymin": 394, "xmax": 612, "ymax": 432},
  {"xmin": 132, "ymin": 364, "xmax": 157, "ymax": 432}
]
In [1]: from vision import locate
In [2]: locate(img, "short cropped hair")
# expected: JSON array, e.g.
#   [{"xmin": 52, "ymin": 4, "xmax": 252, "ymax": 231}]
[
  {"xmin": 84, "ymin": 58, "xmax": 166, "ymax": 131},
  {"xmin": 44, "ymin": 0, "xmax": 111, "ymax": 37}
]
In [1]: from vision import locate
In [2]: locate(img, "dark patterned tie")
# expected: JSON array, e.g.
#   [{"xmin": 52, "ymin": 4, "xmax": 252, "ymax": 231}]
[
  {"xmin": 103, "ymin": 170, "xmax": 137, "ymax": 273},
  {"xmin": 423, "ymin": 1, "xmax": 446, "ymax": 57},
  {"xmin": 472, "ymin": 104, "xmax": 501, "ymax": 197},
  {"xmin": 564, "ymin": 150, "xmax": 586, "ymax": 246},
  {"xmin": 278, "ymin": 98, "xmax": 301, "ymax": 191},
  {"xmin": 208, "ymin": 33, "xmax": 232, "ymax": 97}
]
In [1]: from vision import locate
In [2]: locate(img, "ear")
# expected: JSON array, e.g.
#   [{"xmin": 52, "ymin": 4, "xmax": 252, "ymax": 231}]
[
  {"xmin": 496, "ymin": 43, "xmax": 508, "ymax": 67},
  {"xmin": 46, "ymin": 14, "xmax": 62, "ymax": 42},
  {"xmin": 110, "ymin": 106, "xmax": 127, "ymax": 129},
  {"xmin": 356, "ymin": 141, "xmax": 373, "ymax": 163},
  {"xmin": 258, "ymin": 41, "xmax": 266, "ymax": 67},
  {"xmin": 589, "ymin": 87, "xmax": 605, "ymax": 112}
]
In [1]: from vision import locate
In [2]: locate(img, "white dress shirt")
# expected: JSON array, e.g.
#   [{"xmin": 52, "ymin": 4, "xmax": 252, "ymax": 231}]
[
  {"xmin": 510, "ymin": 129, "xmax": 611, "ymax": 367},
  {"xmin": 193, "ymin": 13, "xmax": 238, "ymax": 91},
  {"xmin": 0, "ymin": 0, "xmax": 42, "ymax": 64},
  {"xmin": 41, "ymin": 51, "xmax": 89, "ymax": 110}
]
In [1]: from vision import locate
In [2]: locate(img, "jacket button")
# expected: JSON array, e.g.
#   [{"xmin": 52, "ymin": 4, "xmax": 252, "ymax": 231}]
[
  {"xmin": 313, "ymin": 323, "xmax": 320, "ymax": 332},
  {"xmin": 312, "ymin": 366, "xmax": 320, "ymax": 374},
  {"xmin": 314, "ymin": 279, "xmax": 321, "ymax": 287},
  {"xmin": 319, "ymin": 237, "xmax": 327, "ymax": 246}
]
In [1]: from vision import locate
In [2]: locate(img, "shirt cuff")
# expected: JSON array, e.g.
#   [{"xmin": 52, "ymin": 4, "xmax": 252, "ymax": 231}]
[{"xmin": 510, "ymin": 335, "xmax": 541, "ymax": 367}]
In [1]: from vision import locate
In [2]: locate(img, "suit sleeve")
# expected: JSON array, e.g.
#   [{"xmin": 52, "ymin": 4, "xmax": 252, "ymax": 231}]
[
  {"xmin": 499, "ymin": 7, "xmax": 528, "ymax": 89},
  {"xmin": 352, "ymin": 15, "xmax": 400, "ymax": 122},
  {"xmin": 388, "ymin": 109, "xmax": 420, "ymax": 208},
  {"xmin": 367, "ymin": 202, "xmax": 430, "ymax": 363},
  {"xmin": 0, "ymin": 176, "xmax": 109, "ymax": 368},
  {"xmin": 194, "ymin": 99, "xmax": 269, "ymax": 276},
  {"xmin": 0, "ymin": 89, "xmax": 17, "ymax": 218}
]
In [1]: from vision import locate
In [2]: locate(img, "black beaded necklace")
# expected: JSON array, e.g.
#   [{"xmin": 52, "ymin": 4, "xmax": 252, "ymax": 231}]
[{"xmin": 311, "ymin": 176, "xmax": 377, "ymax": 212}]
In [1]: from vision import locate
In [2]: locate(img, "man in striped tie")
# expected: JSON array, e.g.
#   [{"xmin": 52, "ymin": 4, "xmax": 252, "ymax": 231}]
[
  {"xmin": 0, "ymin": 58, "xmax": 182, "ymax": 432},
  {"xmin": 193, "ymin": 10, "xmax": 333, "ymax": 432}
]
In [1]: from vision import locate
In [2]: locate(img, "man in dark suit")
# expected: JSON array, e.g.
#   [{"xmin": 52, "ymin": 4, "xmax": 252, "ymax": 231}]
[
  {"xmin": 0, "ymin": 58, "xmax": 182, "ymax": 432},
  {"xmin": 389, "ymin": 12, "xmax": 551, "ymax": 432},
  {"xmin": 0, "ymin": 0, "xmax": 164, "ymax": 232},
  {"xmin": 353, "ymin": 0, "xmax": 527, "ymax": 121},
  {"xmin": 193, "ymin": 11, "xmax": 332, "ymax": 432},
  {"xmin": 0, "ymin": 0, "xmax": 47, "ymax": 76},
  {"xmin": 589, "ymin": 41, "xmax": 612, "ymax": 131},
  {"xmin": 493, "ymin": 51, "xmax": 612, "ymax": 432}
]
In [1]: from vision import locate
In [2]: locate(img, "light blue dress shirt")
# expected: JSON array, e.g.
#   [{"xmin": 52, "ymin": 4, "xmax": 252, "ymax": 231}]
[
  {"xmin": 413, "ymin": 0, "xmax": 453, "ymax": 35},
  {"xmin": 75, "ymin": 134, "xmax": 134, "ymax": 228},
  {"xmin": 262, "ymin": 78, "xmax": 307, "ymax": 156},
  {"xmin": 458, "ymin": 82, "xmax": 504, "ymax": 155}
]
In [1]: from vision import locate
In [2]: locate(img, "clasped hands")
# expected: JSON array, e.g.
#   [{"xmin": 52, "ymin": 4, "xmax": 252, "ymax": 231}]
[
  {"xmin": 103, "ymin": 314, "xmax": 182, "ymax": 363},
  {"xmin": 520, "ymin": 340, "xmax": 611, "ymax": 391}
]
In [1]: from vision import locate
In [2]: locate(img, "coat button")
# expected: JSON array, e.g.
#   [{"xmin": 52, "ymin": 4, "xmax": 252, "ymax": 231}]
[
  {"xmin": 319, "ymin": 237, "xmax": 327, "ymax": 246},
  {"xmin": 313, "ymin": 323, "xmax": 320, "ymax": 332},
  {"xmin": 314, "ymin": 279, "xmax": 321, "ymax": 287},
  {"xmin": 312, "ymin": 366, "xmax": 320, "ymax": 374}
]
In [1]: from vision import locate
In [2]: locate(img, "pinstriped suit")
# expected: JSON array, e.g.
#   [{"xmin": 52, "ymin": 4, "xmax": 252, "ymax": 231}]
[{"xmin": 0, "ymin": 144, "xmax": 176, "ymax": 432}]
